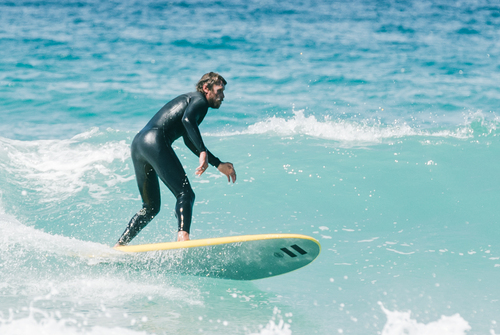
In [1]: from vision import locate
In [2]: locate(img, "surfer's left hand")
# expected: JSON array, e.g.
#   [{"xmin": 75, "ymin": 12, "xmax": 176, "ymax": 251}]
[{"xmin": 218, "ymin": 162, "xmax": 236, "ymax": 183}]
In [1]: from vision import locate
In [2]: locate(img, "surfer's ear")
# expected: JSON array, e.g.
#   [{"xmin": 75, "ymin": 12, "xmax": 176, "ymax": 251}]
[{"xmin": 202, "ymin": 83, "xmax": 210, "ymax": 94}]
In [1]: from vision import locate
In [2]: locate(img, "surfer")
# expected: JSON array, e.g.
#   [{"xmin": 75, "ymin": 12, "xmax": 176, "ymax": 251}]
[{"xmin": 114, "ymin": 72, "xmax": 236, "ymax": 246}]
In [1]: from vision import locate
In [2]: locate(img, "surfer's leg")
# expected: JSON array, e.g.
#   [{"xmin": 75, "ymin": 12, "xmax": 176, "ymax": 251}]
[
  {"xmin": 153, "ymin": 145, "xmax": 196, "ymax": 237},
  {"xmin": 116, "ymin": 161, "xmax": 161, "ymax": 246}
]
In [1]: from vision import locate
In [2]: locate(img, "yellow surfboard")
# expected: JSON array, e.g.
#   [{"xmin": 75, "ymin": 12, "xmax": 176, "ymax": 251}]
[{"xmin": 114, "ymin": 234, "xmax": 321, "ymax": 280}]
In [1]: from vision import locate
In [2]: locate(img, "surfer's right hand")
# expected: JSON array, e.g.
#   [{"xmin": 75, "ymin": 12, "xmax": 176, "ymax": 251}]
[{"xmin": 195, "ymin": 151, "xmax": 209, "ymax": 176}]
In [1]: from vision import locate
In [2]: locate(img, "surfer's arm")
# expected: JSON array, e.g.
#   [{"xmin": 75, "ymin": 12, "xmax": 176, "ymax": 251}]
[
  {"xmin": 183, "ymin": 135, "xmax": 221, "ymax": 167},
  {"xmin": 181, "ymin": 98, "xmax": 208, "ymax": 153},
  {"xmin": 183, "ymin": 135, "xmax": 235, "ymax": 181}
]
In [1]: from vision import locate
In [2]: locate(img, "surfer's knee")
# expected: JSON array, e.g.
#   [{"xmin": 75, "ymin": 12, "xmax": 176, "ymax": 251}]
[
  {"xmin": 150, "ymin": 206, "xmax": 161, "ymax": 217},
  {"xmin": 177, "ymin": 188, "xmax": 195, "ymax": 205},
  {"xmin": 142, "ymin": 204, "xmax": 160, "ymax": 218},
  {"xmin": 188, "ymin": 189, "xmax": 195, "ymax": 203}
]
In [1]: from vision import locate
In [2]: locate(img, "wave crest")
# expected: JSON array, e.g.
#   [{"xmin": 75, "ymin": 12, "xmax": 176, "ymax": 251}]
[{"xmin": 214, "ymin": 110, "xmax": 499, "ymax": 144}]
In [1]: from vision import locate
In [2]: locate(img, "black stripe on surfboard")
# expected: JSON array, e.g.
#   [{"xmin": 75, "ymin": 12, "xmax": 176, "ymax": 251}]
[
  {"xmin": 280, "ymin": 247, "xmax": 297, "ymax": 258},
  {"xmin": 291, "ymin": 244, "xmax": 307, "ymax": 255}
]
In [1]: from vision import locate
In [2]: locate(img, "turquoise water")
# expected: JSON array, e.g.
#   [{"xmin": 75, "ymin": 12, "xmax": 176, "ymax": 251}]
[{"xmin": 1, "ymin": 0, "xmax": 500, "ymax": 334}]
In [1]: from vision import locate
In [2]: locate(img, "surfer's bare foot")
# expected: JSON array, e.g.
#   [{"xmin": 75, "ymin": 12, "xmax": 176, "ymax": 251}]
[{"xmin": 177, "ymin": 231, "xmax": 189, "ymax": 241}]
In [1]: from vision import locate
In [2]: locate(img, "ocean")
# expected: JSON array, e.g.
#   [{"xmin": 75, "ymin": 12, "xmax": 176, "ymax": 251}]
[{"xmin": 1, "ymin": 0, "xmax": 499, "ymax": 334}]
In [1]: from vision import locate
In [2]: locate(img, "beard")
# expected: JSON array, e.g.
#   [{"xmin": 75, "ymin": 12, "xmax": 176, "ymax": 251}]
[{"xmin": 208, "ymin": 95, "xmax": 222, "ymax": 109}]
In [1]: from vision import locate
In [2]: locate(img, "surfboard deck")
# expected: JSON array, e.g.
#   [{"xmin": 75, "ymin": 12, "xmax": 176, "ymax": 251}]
[{"xmin": 113, "ymin": 234, "xmax": 321, "ymax": 280}]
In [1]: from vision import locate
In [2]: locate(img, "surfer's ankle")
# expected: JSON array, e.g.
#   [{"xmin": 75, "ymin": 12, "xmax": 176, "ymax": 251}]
[{"xmin": 177, "ymin": 231, "xmax": 189, "ymax": 241}]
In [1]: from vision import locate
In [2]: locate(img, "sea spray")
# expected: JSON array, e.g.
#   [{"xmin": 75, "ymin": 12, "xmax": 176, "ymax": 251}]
[{"xmin": 379, "ymin": 302, "xmax": 471, "ymax": 335}]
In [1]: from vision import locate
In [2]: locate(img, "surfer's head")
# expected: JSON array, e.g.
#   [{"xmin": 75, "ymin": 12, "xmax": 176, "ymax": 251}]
[{"xmin": 197, "ymin": 72, "xmax": 226, "ymax": 109}]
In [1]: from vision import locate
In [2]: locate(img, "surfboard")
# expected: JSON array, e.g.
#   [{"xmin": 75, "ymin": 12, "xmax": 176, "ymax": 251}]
[{"xmin": 113, "ymin": 234, "xmax": 321, "ymax": 280}]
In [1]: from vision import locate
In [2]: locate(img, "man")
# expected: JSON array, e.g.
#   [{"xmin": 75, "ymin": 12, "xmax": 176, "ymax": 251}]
[{"xmin": 115, "ymin": 72, "xmax": 236, "ymax": 246}]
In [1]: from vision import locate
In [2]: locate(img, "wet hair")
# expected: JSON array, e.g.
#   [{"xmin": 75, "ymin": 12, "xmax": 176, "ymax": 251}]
[{"xmin": 196, "ymin": 72, "xmax": 227, "ymax": 93}]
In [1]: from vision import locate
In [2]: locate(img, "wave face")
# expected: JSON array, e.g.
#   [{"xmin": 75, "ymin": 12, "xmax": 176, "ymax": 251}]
[{"xmin": 2, "ymin": 0, "xmax": 500, "ymax": 334}]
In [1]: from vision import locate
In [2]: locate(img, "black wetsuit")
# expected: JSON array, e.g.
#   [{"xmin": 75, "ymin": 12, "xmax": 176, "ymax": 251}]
[{"xmin": 117, "ymin": 91, "xmax": 221, "ymax": 245}]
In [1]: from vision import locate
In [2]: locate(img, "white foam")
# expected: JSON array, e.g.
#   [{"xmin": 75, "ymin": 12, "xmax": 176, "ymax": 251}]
[
  {"xmin": 0, "ymin": 128, "xmax": 132, "ymax": 202},
  {"xmin": 0, "ymin": 307, "xmax": 150, "ymax": 335},
  {"xmin": 249, "ymin": 308, "xmax": 292, "ymax": 335},
  {"xmin": 0, "ymin": 211, "xmax": 111, "ymax": 257},
  {"xmin": 31, "ymin": 276, "xmax": 201, "ymax": 306},
  {"xmin": 386, "ymin": 248, "xmax": 415, "ymax": 255},
  {"xmin": 0, "ymin": 212, "xmax": 202, "ymax": 306},
  {"xmin": 379, "ymin": 302, "xmax": 471, "ymax": 335},
  {"xmin": 211, "ymin": 110, "xmax": 475, "ymax": 145}
]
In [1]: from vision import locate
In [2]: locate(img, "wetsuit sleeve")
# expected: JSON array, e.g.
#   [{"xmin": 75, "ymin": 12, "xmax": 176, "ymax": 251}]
[
  {"xmin": 182, "ymin": 97, "xmax": 208, "ymax": 153},
  {"xmin": 183, "ymin": 135, "xmax": 221, "ymax": 168}
]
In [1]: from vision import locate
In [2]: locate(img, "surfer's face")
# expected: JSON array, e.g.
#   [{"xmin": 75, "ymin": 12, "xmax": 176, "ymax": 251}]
[{"xmin": 204, "ymin": 83, "xmax": 225, "ymax": 109}]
